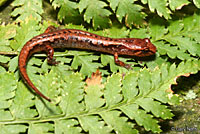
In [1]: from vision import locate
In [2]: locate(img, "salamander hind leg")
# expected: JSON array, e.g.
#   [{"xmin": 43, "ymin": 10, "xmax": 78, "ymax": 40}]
[
  {"xmin": 44, "ymin": 26, "xmax": 58, "ymax": 33},
  {"xmin": 114, "ymin": 53, "xmax": 132, "ymax": 69},
  {"xmin": 44, "ymin": 45, "xmax": 60, "ymax": 65}
]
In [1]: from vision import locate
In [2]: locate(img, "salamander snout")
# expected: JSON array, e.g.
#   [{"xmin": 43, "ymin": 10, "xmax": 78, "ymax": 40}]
[{"xmin": 144, "ymin": 38, "xmax": 156, "ymax": 54}]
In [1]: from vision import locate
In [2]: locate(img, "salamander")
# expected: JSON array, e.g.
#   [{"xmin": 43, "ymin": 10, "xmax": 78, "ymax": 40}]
[{"xmin": 18, "ymin": 26, "xmax": 156, "ymax": 102}]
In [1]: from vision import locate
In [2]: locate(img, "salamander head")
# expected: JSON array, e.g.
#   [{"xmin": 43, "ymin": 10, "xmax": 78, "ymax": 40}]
[{"xmin": 121, "ymin": 38, "xmax": 157, "ymax": 57}]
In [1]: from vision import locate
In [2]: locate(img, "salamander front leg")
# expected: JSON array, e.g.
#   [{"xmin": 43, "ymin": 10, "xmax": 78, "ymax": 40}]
[{"xmin": 114, "ymin": 53, "xmax": 132, "ymax": 69}]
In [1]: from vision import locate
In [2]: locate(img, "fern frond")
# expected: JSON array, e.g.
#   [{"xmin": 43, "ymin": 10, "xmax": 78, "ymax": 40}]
[{"xmin": 11, "ymin": 0, "xmax": 43, "ymax": 22}]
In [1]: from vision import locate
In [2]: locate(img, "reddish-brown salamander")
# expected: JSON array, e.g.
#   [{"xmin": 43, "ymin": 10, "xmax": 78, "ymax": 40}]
[{"xmin": 18, "ymin": 26, "xmax": 156, "ymax": 102}]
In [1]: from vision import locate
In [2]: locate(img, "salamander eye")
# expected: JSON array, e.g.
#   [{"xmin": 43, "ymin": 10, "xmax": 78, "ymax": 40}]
[
  {"xmin": 141, "ymin": 49, "xmax": 150, "ymax": 54},
  {"xmin": 144, "ymin": 38, "xmax": 150, "ymax": 43}
]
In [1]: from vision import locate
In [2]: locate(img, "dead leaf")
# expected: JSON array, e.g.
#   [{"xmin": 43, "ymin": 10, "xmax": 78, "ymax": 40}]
[{"xmin": 85, "ymin": 70, "xmax": 104, "ymax": 89}]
